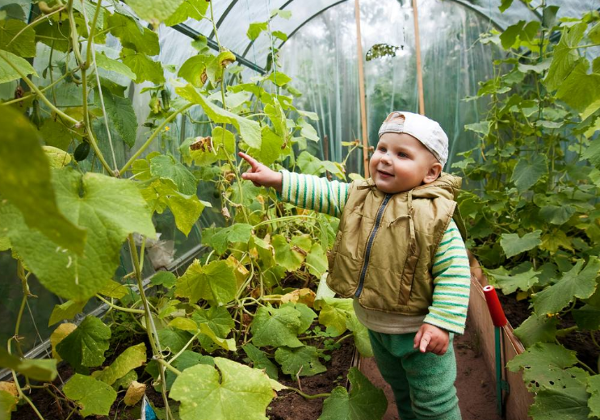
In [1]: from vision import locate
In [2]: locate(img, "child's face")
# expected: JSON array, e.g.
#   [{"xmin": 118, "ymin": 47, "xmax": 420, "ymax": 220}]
[{"xmin": 369, "ymin": 132, "xmax": 442, "ymax": 194}]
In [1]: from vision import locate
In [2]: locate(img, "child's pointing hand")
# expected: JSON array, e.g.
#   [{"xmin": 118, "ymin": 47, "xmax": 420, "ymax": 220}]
[{"xmin": 238, "ymin": 152, "xmax": 283, "ymax": 192}]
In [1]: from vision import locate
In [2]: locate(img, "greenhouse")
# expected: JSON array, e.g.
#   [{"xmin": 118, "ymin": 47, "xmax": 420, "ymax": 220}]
[{"xmin": 1, "ymin": 0, "xmax": 599, "ymax": 419}]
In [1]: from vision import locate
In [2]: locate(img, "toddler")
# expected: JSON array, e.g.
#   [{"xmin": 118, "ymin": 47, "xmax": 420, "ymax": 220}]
[{"xmin": 240, "ymin": 111, "xmax": 469, "ymax": 420}]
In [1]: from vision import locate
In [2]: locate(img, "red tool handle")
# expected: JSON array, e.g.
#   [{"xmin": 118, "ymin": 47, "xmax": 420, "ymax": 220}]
[{"xmin": 483, "ymin": 285, "xmax": 507, "ymax": 327}]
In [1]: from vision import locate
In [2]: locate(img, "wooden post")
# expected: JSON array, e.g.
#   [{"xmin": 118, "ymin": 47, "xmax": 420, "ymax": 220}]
[
  {"xmin": 354, "ymin": 0, "xmax": 369, "ymax": 178},
  {"xmin": 412, "ymin": 0, "xmax": 425, "ymax": 115}
]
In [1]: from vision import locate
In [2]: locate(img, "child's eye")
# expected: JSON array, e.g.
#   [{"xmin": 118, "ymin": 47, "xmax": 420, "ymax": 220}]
[
  {"xmin": 378, "ymin": 147, "xmax": 387, "ymax": 153},
  {"xmin": 398, "ymin": 152, "xmax": 408, "ymax": 158}
]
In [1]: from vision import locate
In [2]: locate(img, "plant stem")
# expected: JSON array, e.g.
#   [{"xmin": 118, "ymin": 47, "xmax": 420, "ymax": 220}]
[
  {"xmin": 119, "ymin": 103, "xmax": 192, "ymax": 175},
  {"xmin": 85, "ymin": 0, "xmax": 103, "ymax": 68},
  {"xmin": 157, "ymin": 358, "xmax": 182, "ymax": 376},
  {"xmin": 253, "ymin": 214, "xmax": 318, "ymax": 228},
  {"xmin": 286, "ymin": 387, "xmax": 330, "ymax": 400},
  {"xmin": 127, "ymin": 235, "xmax": 173, "ymax": 420},
  {"xmin": 6, "ymin": 6, "xmax": 65, "ymax": 47},
  {"xmin": 95, "ymin": 295, "xmax": 145, "ymax": 314},
  {"xmin": 0, "ymin": 54, "xmax": 78, "ymax": 125}
]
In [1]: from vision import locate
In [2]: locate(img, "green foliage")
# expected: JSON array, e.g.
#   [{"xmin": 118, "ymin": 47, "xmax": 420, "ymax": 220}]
[
  {"xmin": 0, "ymin": 2, "xmax": 385, "ymax": 418},
  {"xmin": 456, "ymin": 3, "xmax": 600, "ymax": 418}
]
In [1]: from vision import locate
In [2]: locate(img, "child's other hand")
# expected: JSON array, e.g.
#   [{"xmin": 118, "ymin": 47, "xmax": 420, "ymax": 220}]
[
  {"xmin": 238, "ymin": 152, "xmax": 283, "ymax": 191},
  {"xmin": 414, "ymin": 323, "xmax": 450, "ymax": 355}
]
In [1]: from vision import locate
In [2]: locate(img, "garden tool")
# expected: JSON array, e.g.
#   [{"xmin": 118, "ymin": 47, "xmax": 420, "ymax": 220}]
[{"xmin": 483, "ymin": 285, "xmax": 510, "ymax": 417}]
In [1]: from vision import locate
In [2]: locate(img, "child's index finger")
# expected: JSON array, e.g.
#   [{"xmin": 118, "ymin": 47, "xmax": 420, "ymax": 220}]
[{"xmin": 238, "ymin": 151, "xmax": 259, "ymax": 169}]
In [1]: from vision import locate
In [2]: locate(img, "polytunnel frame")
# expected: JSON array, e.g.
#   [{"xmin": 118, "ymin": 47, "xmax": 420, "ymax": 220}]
[{"xmin": 170, "ymin": 0, "xmax": 513, "ymax": 76}]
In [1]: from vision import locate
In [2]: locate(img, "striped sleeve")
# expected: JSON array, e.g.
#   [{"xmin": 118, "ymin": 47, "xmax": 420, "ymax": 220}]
[
  {"xmin": 423, "ymin": 219, "xmax": 471, "ymax": 334},
  {"xmin": 278, "ymin": 170, "xmax": 350, "ymax": 217}
]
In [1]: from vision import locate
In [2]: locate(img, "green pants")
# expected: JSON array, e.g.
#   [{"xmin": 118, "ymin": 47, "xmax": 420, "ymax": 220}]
[{"xmin": 369, "ymin": 330, "xmax": 461, "ymax": 420}]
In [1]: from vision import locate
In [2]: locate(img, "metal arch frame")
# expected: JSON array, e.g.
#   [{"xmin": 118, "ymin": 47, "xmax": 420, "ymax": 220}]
[{"xmin": 167, "ymin": 0, "xmax": 544, "ymax": 76}]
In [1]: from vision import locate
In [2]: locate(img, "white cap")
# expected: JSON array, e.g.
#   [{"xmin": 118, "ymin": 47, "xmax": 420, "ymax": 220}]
[{"xmin": 378, "ymin": 111, "xmax": 449, "ymax": 167}]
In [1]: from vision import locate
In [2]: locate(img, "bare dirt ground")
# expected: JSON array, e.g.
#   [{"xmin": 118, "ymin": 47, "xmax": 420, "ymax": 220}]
[{"xmin": 360, "ymin": 319, "xmax": 502, "ymax": 420}]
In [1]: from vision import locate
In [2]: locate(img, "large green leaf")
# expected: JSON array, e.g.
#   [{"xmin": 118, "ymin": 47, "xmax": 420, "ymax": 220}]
[
  {"xmin": 539, "ymin": 204, "xmax": 576, "ymax": 225},
  {"xmin": 167, "ymin": 192, "xmax": 206, "ymax": 236},
  {"xmin": 170, "ymin": 357, "xmax": 276, "ymax": 420},
  {"xmin": 48, "ymin": 300, "xmax": 87, "ymax": 326},
  {"xmin": 175, "ymin": 259, "xmax": 237, "ymax": 305},
  {"xmin": 126, "ymin": 0, "xmax": 186, "ymax": 25},
  {"xmin": 93, "ymin": 343, "xmax": 147, "ymax": 385},
  {"xmin": 306, "ymin": 243, "xmax": 328, "ymax": 278},
  {"xmin": 0, "ymin": 19, "xmax": 36, "ymax": 57},
  {"xmin": 108, "ymin": 13, "xmax": 159, "ymax": 55},
  {"xmin": 121, "ymin": 48, "xmax": 165, "ymax": 84},
  {"xmin": 202, "ymin": 224, "xmax": 254, "ymax": 255},
  {"xmin": 56, "ymin": 316, "xmax": 111, "ymax": 370},
  {"xmin": 1, "ymin": 170, "xmax": 155, "ymax": 302},
  {"xmin": 247, "ymin": 22, "xmax": 268, "ymax": 41},
  {"xmin": 63, "ymin": 374, "xmax": 118, "ymax": 417},
  {"xmin": 513, "ymin": 313, "xmax": 559, "ymax": 348},
  {"xmin": 529, "ymin": 387, "xmax": 591, "ymax": 420},
  {"xmin": 250, "ymin": 305, "xmax": 303, "ymax": 348},
  {"xmin": 317, "ymin": 297, "xmax": 353, "ymax": 337},
  {"xmin": 544, "ymin": 23, "xmax": 586, "ymax": 92},
  {"xmin": 272, "ymin": 234, "xmax": 304, "ymax": 271},
  {"xmin": 486, "ymin": 266, "xmax": 539, "ymax": 294},
  {"xmin": 164, "ymin": 0, "xmax": 209, "ymax": 26},
  {"xmin": 589, "ymin": 374, "xmax": 600, "ymax": 418},
  {"xmin": 556, "ymin": 60, "xmax": 600, "ymax": 120},
  {"xmin": 500, "ymin": 230, "xmax": 542, "ymax": 259},
  {"xmin": 242, "ymin": 343, "xmax": 279, "ymax": 380},
  {"xmin": 507, "ymin": 343, "xmax": 587, "ymax": 392},
  {"xmin": 95, "ymin": 51, "xmax": 136, "ymax": 80},
  {"xmin": 176, "ymin": 84, "xmax": 261, "ymax": 148},
  {"xmin": 319, "ymin": 368, "xmax": 388, "ymax": 420},
  {"xmin": 0, "ymin": 346, "xmax": 58, "ymax": 381},
  {"xmin": 532, "ymin": 257, "xmax": 600, "ymax": 315},
  {"xmin": 511, "ymin": 155, "xmax": 547, "ymax": 193},
  {"xmin": 0, "ymin": 49, "xmax": 37, "ymax": 83},
  {"xmin": 150, "ymin": 154, "xmax": 197, "ymax": 195},
  {"xmin": 275, "ymin": 345, "xmax": 326, "ymax": 377},
  {"xmin": 346, "ymin": 313, "xmax": 373, "ymax": 357},
  {"xmin": 97, "ymin": 90, "xmax": 138, "ymax": 147},
  {"xmin": 192, "ymin": 306, "xmax": 235, "ymax": 338},
  {"xmin": 245, "ymin": 126, "xmax": 283, "ymax": 166},
  {"xmin": 0, "ymin": 106, "xmax": 86, "ymax": 254}
]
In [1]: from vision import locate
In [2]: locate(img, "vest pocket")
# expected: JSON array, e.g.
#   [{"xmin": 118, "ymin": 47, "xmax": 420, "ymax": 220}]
[{"xmin": 398, "ymin": 253, "xmax": 419, "ymax": 305}]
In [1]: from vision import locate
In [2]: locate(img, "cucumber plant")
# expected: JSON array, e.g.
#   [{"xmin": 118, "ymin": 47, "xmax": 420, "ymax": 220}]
[{"xmin": 0, "ymin": 1, "xmax": 386, "ymax": 419}]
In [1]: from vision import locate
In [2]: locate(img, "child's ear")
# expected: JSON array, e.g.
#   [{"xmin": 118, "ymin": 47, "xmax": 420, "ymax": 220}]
[{"xmin": 422, "ymin": 162, "xmax": 443, "ymax": 184}]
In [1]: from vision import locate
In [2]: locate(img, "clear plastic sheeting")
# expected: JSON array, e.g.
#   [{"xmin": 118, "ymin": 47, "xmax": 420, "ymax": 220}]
[{"xmin": 279, "ymin": 0, "xmax": 498, "ymax": 173}]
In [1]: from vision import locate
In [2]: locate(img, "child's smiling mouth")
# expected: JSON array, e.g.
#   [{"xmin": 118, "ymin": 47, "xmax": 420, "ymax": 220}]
[{"xmin": 377, "ymin": 169, "xmax": 394, "ymax": 178}]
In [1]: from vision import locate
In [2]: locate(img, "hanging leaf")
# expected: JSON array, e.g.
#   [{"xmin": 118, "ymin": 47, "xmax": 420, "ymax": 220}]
[
  {"xmin": 121, "ymin": 48, "xmax": 165, "ymax": 84},
  {"xmin": 170, "ymin": 358, "xmax": 276, "ymax": 420},
  {"xmin": 178, "ymin": 54, "xmax": 212, "ymax": 87},
  {"xmin": 108, "ymin": 13, "xmax": 159, "ymax": 55},
  {"xmin": 543, "ymin": 23, "xmax": 586, "ymax": 92},
  {"xmin": 175, "ymin": 259, "xmax": 237, "ymax": 305},
  {"xmin": 95, "ymin": 51, "xmax": 136, "ymax": 80},
  {"xmin": 96, "ymin": 90, "xmax": 138, "ymax": 148},
  {"xmin": 164, "ymin": 0, "xmax": 209, "ymax": 26},
  {"xmin": 49, "ymin": 300, "xmax": 87, "ymax": 326},
  {"xmin": 93, "ymin": 343, "xmax": 147, "ymax": 386},
  {"xmin": 123, "ymin": 381, "xmax": 146, "ymax": 406},
  {"xmin": 56, "ymin": 316, "xmax": 111, "ymax": 371},
  {"xmin": 0, "ymin": 346, "xmax": 58, "ymax": 382},
  {"xmin": 122, "ymin": 0, "xmax": 186, "ymax": 26},
  {"xmin": 151, "ymin": 271, "xmax": 177, "ymax": 288},
  {"xmin": 0, "ymin": 19, "xmax": 36, "ymax": 57},
  {"xmin": 0, "ymin": 106, "xmax": 86, "ymax": 255},
  {"xmin": 532, "ymin": 257, "xmax": 600, "ymax": 315},
  {"xmin": 192, "ymin": 306, "xmax": 235, "ymax": 338},
  {"xmin": 500, "ymin": 230, "xmax": 542, "ymax": 258},
  {"xmin": 176, "ymin": 84, "xmax": 261, "ymax": 148},
  {"xmin": 63, "ymin": 374, "xmax": 118, "ymax": 417},
  {"xmin": 316, "ymin": 297, "xmax": 353, "ymax": 337},
  {"xmin": 0, "ymin": 389, "xmax": 17, "ymax": 419},
  {"xmin": 511, "ymin": 155, "xmax": 547, "ymax": 193},
  {"xmin": 346, "ymin": 314, "xmax": 373, "ymax": 357},
  {"xmin": 250, "ymin": 305, "xmax": 303, "ymax": 348},
  {"xmin": 319, "ymin": 368, "xmax": 388, "ymax": 420},
  {"xmin": 150, "ymin": 154, "xmax": 197, "ymax": 195},
  {"xmin": 272, "ymin": 234, "xmax": 304, "ymax": 271},
  {"xmin": 202, "ymin": 224, "xmax": 254, "ymax": 255},
  {"xmin": 0, "ymin": 49, "xmax": 37, "ymax": 83},
  {"xmin": 1, "ymin": 170, "xmax": 155, "ymax": 302},
  {"xmin": 247, "ymin": 22, "xmax": 268, "ymax": 41}
]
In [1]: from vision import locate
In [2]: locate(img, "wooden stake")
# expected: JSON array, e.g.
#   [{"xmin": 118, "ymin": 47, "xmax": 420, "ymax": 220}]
[
  {"xmin": 354, "ymin": 0, "xmax": 369, "ymax": 178},
  {"xmin": 412, "ymin": 0, "xmax": 425, "ymax": 115}
]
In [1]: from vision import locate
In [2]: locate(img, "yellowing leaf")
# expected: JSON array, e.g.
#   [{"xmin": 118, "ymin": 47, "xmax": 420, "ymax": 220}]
[
  {"xmin": 280, "ymin": 288, "xmax": 316, "ymax": 307},
  {"xmin": 123, "ymin": 381, "xmax": 146, "ymax": 406},
  {"xmin": 0, "ymin": 382, "xmax": 18, "ymax": 397},
  {"xmin": 93, "ymin": 343, "xmax": 147, "ymax": 386},
  {"xmin": 42, "ymin": 146, "xmax": 72, "ymax": 168}
]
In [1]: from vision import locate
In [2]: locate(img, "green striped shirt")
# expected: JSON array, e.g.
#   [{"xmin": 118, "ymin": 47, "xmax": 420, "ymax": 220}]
[{"xmin": 280, "ymin": 171, "xmax": 470, "ymax": 334}]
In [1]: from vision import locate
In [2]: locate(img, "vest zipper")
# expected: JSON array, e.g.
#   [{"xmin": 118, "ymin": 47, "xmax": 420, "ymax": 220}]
[{"xmin": 355, "ymin": 194, "xmax": 392, "ymax": 297}]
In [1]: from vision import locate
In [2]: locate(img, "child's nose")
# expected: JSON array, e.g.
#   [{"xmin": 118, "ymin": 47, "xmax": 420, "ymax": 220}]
[{"xmin": 380, "ymin": 151, "xmax": 392, "ymax": 163}]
